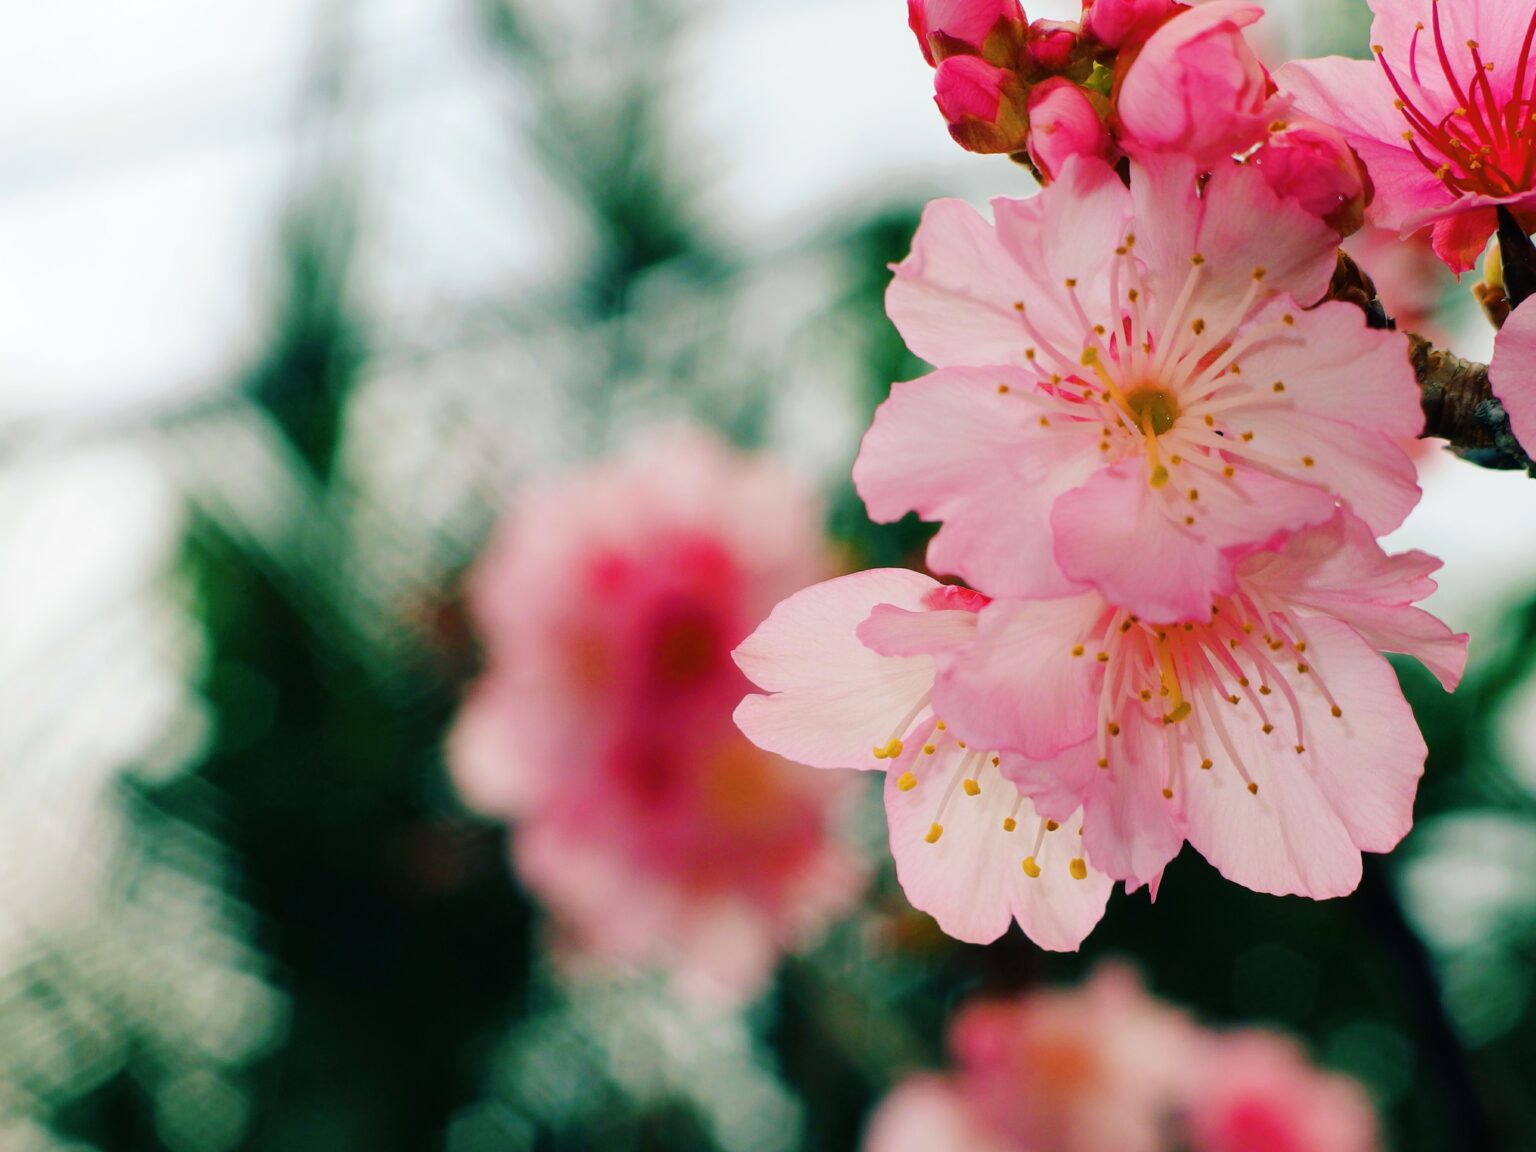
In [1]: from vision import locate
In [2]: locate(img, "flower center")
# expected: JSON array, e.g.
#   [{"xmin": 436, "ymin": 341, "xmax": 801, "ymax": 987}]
[
  {"xmin": 1124, "ymin": 386, "xmax": 1180, "ymax": 436},
  {"xmin": 1376, "ymin": 4, "xmax": 1536, "ymax": 198}
]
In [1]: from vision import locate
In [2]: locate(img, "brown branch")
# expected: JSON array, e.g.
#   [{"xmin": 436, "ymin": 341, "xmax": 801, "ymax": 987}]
[
  {"xmin": 1330, "ymin": 250, "xmax": 1534, "ymax": 475},
  {"xmin": 1409, "ymin": 334, "xmax": 1535, "ymax": 474}
]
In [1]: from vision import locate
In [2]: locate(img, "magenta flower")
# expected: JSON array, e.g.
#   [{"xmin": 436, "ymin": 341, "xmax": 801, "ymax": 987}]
[
  {"xmin": 860, "ymin": 155, "xmax": 1421, "ymax": 623},
  {"xmin": 450, "ymin": 427, "xmax": 863, "ymax": 998},
  {"xmin": 1488, "ymin": 297, "xmax": 1536, "ymax": 456},
  {"xmin": 934, "ymin": 513, "xmax": 1467, "ymax": 898},
  {"xmin": 1116, "ymin": 1, "xmax": 1273, "ymax": 169},
  {"xmin": 1082, "ymin": 0, "xmax": 1178, "ymax": 51},
  {"xmin": 1249, "ymin": 119, "xmax": 1373, "ymax": 237},
  {"xmin": 1280, "ymin": 0, "xmax": 1536, "ymax": 273},
  {"xmin": 734, "ymin": 569, "xmax": 1113, "ymax": 951}
]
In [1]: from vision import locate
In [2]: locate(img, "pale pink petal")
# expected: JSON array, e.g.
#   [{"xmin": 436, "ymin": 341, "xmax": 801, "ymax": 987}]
[
  {"xmin": 733, "ymin": 570, "xmax": 939, "ymax": 770},
  {"xmin": 886, "ymin": 199, "xmax": 1039, "ymax": 368},
  {"xmin": 1132, "ymin": 156, "xmax": 1339, "ymax": 318},
  {"xmin": 853, "ymin": 368, "xmax": 1102, "ymax": 597},
  {"xmin": 1237, "ymin": 299, "xmax": 1424, "ymax": 439},
  {"xmin": 935, "ymin": 595, "xmax": 1107, "ymax": 760},
  {"xmin": 1489, "ymin": 297, "xmax": 1536, "ymax": 462},
  {"xmin": 862, "ymin": 1077, "xmax": 1011, "ymax": 1152},
  {"xmin": 1183, "ymin": 618, "xmax": 1424, "ymax": 896},
  {"xmin": 993, "ymin": 156, "xmax": 1134, "ymax": 325},
  {"xmin": 1242, "ymin": 514, "xmax": 1468, "ymax": 691},
  {"xmin": 859, "ymin": 604, "xmax": 980, "ymax": 658},
  {"xmin": 883, "ymin": 757, "xmax": 1112, "ymax": 949},
  {"xmin": 1050, "ymin": 462, "xmax": 1335, "ymax": 624},
  {"xmin": 1225, "ymin": 408, "xmax": 1420, "ymax": 535},
  {"xmin": 1004, "ymin": 736, "xmax": 1185, "ymax": 893}
]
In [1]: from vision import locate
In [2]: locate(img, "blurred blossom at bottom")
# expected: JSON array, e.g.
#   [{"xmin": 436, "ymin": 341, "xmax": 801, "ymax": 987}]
[
  {"xmin": 863, "ymin": 967, "xmax": 1382, "ymax": 1152},
  {"xmin": 449, "ymin": 425, "xmax": 866, "ymax": 999}
]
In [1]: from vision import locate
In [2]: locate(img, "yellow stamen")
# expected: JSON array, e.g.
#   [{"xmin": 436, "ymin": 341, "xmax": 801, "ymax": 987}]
[
  {"xmin": 896, "ymin": 771, "xmax": 918, "ymax": 792},
  {"xmin": 1023, "ymin": 856, "xmax": 1042, "ymax": 878},
  {"xmin": 925, "ymin": 823, "xmax": 944, "ymax": 844},
  {"xmin": 1069, "ymin": 858, "xmax": 1088, "ymax": 880}
]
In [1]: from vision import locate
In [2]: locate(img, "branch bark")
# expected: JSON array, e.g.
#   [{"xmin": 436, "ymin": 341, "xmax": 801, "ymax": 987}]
[{"xmin": 1410, "ymin": 334, "xmax": 1536, "ymax": 474}]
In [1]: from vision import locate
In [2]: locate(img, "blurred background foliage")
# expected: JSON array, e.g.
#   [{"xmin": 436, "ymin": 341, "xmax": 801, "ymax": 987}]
[{"xmin": 6, "ymin": 1, "xmax": 1536, "ymax": 1150}]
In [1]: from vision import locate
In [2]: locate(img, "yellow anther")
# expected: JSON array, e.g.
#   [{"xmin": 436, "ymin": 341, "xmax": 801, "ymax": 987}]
[
  {"xmin": 999, "ymin": 384, "xmax": 1010, "ymax": 394},
  {"xmin": 1272, "ymin": 381, "xmax": 1286, "ymax": 393},
  {"xmin": 963, "ymin": 778, "xmax": 981, "ymax": 797},
  {"xmin": 897, "ymin": 771, "xmax": 918, "ymax": 792},
  {"xmin": 1247, "ymin": 781, "xmax": 1260, "ymax": 795},
  {"xmin": 1295, "ymin": 744, "xmax": 1306, "ymax": 755},
  {"xmin": 1045, "ymin": 820, "xmax": 1060, "ymax": 831},
  {"xmin": 873, "ymin": 738, "xmax": 904, "ymax": 760},
  {"xmin": 1162, "ymin": 787, "xmax": 1174, "ymax": 799},
  {"xmin": 1261, "ymin": 723, "xmax": 1275, "ymax": 735},
  {"xmin": 1097, "ymin": 651, "xmax": 1111, "ymax": 663},
  {"xmin": 1302, "ymin": 456, "xmax": 1315, "ymax": 468},
  {"xmin": 1297, "ymin": 663, "xmax": 1309, "ymax": 674},
  {"xmin": 925, "ymin": 823, "xmax": 944, "ymax": 844},
  {"xmin": 1003, "ymin": 817, "xmax": 1018, "ymax": 832},
  {"xmin": 1023, "ymin": 856, "xmax": 1042, "ymax": 878},
  {"xmin": 923, "ymin": 744, "xmax": 937, "ymax": 755},
  {"xmin": 1069, "ymin": 858, "xmax": 1089, "ymax": 880},
  {"xmin": 1150, "ymin": 465, "xmax": 1170, "ymax": 487},
  {"xmin": 1097, "ymin": 757, "xmax": 1109, "ymax": 769},
  {"xmin": 936, "ymin": 720, "xmax": 947, "ymax": 730},
  {"xmin": 1107, "ymin": 722, "xmax": 1121, "ymax": 736},
  {"xmin": 1331, "ymin": 705, "xmax": 1343, "ymax": 718},
  {"xmin": 1200, "ymin": 758, "xmax": 1213, "ymax": 770},
  {"xmin": 1072, "ymin": 644, "xmax": 1085, "ymax": 657},
  {"xmin": 1164, "ymin": 701, "xmax": 1193, "ymax": 724}
]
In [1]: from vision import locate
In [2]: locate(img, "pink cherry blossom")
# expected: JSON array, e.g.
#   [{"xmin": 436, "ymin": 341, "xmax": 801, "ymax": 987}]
[
  {"xmin": 1488, "ymin": 297, "xmax": 1536, "ymax": 458},
  {"xmin": 910, "ymin": 0, "xmax": 1027, "ymax": 67},
  {"xmin": 934, "ymin": 56, "xmax": 1033, "ymax": 154},
  {"xmin": 1185, "ymin": 1032, "xmax": 1382, "ymax": 1152},
  {"xmin": 863, "ymin": 154, "xmax": 1421, "ymax": 623},
  {"xmin": 862, "ymin": 967, "xmax": 1202, "ymax": 1152},
  {"xmin": 1083, "ymin": 0, "xmax": 1177, "ymax": 51},
  {"xmin": 1250, "ymin": 119, "xmax": 1372, "ymax": 236},
  {"xmin": 1116, "ymin": 1, "xmax": 1273, "ymax": 169},
  {"xmin": 933, "ymin": 513, "xmax": 1467, "ymax": 898},
  {"xmin": 1028, "ymin": 78, "xmax": 1112, "ymax": 180},
  {"xmin": 1279, "ymin": 0, "xmax": 1536, "ymax": 273},
  {"xmin": 734, "ymin": 569, "xmax": 1113, "ymax": 951},
  {"xmin": 449, "ymin": 426, "xmax": 862, "ymax": 998}
]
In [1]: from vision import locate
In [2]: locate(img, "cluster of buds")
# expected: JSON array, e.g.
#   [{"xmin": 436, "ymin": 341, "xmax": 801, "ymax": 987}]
[{"xmin": 909, "ymin": 0, "xmax": 1372, "ymax": 237}]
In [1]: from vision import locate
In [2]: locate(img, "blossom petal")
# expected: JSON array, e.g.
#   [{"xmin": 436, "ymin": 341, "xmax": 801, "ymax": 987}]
[
  {"xmin": 733, "ymin": 570, "xmax": 938, "ymax": 770},
  {"xmin": 884, "ymin": 757, "xmax": 1112, "ymax": 949},
  {"xmin": 887, "ymin": 198, "xmax": 1037, "ymax": 368},
  {"xmin": 1181, "ymin": 618, "xmax": 1424, "ymax": 896},
  {"xmin": 854, "ymin": 367, "xmax": 1101, "ymax": 597},
  {"xmin": 1050, "ymin": 461, "xmax": 1335, "ymax": 624},
  {"xmin": 936, "ymin": 595, "xmax": 1106, "ymax": 760},
  {"xmin": 1489, "ymin": 297, "xmax": 1536, "ymax": 462}
]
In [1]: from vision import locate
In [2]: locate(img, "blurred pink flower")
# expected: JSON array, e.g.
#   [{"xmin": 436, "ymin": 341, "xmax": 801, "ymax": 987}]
[
  {"xmin": 1186, "ymin": 1032, "xmax": 1383, "ymax": 1152},
  {"xmin": 940, "ymin": 513, "xmax": 1466, "ymax": 898},
  {"xmin": 734, "ymin": 569, "xmax": 1113, "ymax": 951},
  {"xmin": 863, "ymin": 972, "xmax": 1384, "ymax": 1152},
  {"xmin": 863, "ymin": 967, "xmax": 1201, "ymax": 1152},
  {"xmin": 1279, "ymin": 0, "xmax": 1536, "ymax": 273},
  {"xmin": 1342, "ymin": 222, "xmax": 1453, "ymax": 342},
  {"xmin": 1116, "ymin": 1, "xmax": 1272, "ymax": 169},
  {"xmin": 862, "ymin": 154, "xmax": 1418, "ymax": 623},
  {"xmin": 451, "ymin": 426, "xmax": 863, "ymax": 998},
  {"xmin": 1487, "ymin": 297, "xmax": 1536, "ymax": 458}
]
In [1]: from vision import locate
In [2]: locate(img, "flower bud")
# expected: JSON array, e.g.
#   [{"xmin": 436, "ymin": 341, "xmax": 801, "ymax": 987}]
[
  {"xmin": 1026, "ymin": 19, "xmax": 1080, "ymax": 71},
  {"xmin": 1028, "ymin": 78, "xmax": 1111, "ymax": 180},
  {"xmin": 909, "ymin": 0, "xmax": 1028, "ymax": 67},
  {"xmin": 934, "ymin": 55, "xmax": 1032, "ymax": 154},
  {"xmin": 1249, "ymin": 119, "xmax": 1372, "ymax": 236},
  {"xmin": 1116, "ymin": 0, "xmax": 1271, "ymax": 168},
  {"xmin": 1083, "ymin": 0, "xmax": 1178, "ymax": 50}
]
